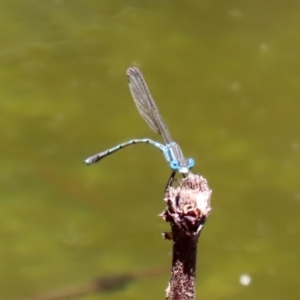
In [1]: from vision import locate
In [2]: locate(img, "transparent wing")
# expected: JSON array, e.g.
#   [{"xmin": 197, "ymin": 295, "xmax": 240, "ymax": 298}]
[{"xmin": 127, "ymin": 67, "xmax": 173, "ymax": 143}]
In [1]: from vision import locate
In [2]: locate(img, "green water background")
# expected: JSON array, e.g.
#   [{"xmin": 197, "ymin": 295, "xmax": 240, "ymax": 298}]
[{"xmin": 1, "ymin": 0, "xmax": 300, "ymax": 299}]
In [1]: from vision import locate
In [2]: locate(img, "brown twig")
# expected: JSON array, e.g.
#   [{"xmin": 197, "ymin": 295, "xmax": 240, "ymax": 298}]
[
  {"xmin": 22, "ymin": 266, "xmax": 167, "ymax": 300},
  {"xmin": 161, "ymin": 173, "xmax": 212, "ymax": 300}
]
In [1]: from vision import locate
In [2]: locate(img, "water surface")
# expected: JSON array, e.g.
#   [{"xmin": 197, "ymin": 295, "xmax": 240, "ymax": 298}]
[{"xmin": 1, "ymin": 1, "xmax": 300, "ymax": 299}]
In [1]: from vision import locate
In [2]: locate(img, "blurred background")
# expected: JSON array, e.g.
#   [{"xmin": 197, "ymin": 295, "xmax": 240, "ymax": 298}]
[{"xmin": 1, "ymin": 0, "xmax": 300, "ymax": 299}]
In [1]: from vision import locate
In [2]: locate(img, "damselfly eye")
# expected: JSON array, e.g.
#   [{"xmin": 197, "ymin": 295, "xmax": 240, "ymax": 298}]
[
  {"xmin": 188, "ymin": 158, "xmax": 195, "ymax": 169},
  {"xmin": 170, "ymin": 161, "xmax": 179, "ymax": 170}
]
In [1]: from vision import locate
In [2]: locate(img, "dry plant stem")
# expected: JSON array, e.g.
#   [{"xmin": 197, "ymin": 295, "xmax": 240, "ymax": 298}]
[{"xmin": 161, "ymin": 173, "xmax": 212, "ymax": 300}]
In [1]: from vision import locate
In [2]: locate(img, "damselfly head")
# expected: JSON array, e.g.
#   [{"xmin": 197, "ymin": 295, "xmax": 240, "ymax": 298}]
[{"xmin": 170, "ymin": 158, "xmax": 194, "ymax": 174}]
